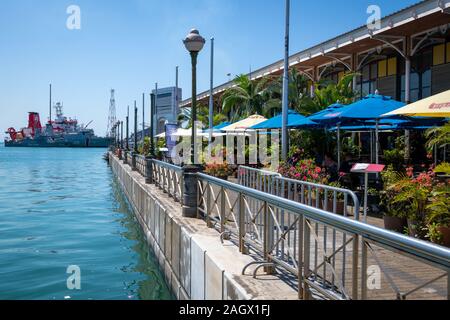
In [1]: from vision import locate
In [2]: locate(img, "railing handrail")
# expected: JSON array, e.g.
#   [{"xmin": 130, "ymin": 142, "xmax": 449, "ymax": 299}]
[
  {"xmin": 275, "ymin": 175, "xmax": 361, "ymax": 218},
  {"xmin": 238, "ymin": 165, "xmax": 282, "ymax": 177},
  {"xmin": 238, "ymin": 165, "xmax": 362, "ymax": 220},
  {"xmin": 197, "ymin": 172, "xmax": 450, "ymax": 269},
  {"xmin": 152, "ymin": 159, "xmax": 183, "ymax": 172}
]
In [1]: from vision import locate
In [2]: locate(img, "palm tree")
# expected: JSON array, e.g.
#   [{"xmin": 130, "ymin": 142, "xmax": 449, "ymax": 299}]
[
  {"xmin": 177, "ymin": 105, "xmax": 228, "ymax": 129},
  {"xmin": 262, "ymin": 69, "xmax": 313, "ymax": 117},
  {"xmin": 313, "ymin": 73, "xmax": 357, "ymax": 110},
  {"xmin": 221, "ymin": 74, "xmax": 273, "ymax": 121},
  {"xmin": 425, "ymin": 121, "xmax": 450, "ymax": 152}
]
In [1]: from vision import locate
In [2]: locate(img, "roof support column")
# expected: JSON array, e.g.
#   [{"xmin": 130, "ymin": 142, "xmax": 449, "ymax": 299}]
[
  {"xmin": 404, "ymin": 36, "xmax": 411, "ymax": 163},
  {"xmin": 351, "ymin": 53, "xmax": 358, "ymax": 97},
  {"xmin": 310, "ymin": 67, "xmax": 317, "ymax": 98}
]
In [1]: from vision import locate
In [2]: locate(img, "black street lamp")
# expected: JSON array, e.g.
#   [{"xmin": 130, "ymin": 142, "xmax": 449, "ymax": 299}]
[
  {"xmin": 120, "ymin": 121, "xmax": 123, "ymax": 149},
  {"xmin": 125, "ymin": 107, "xmax": 130, "ymax": 151},
  {"xmin": 116, "ymin": 121, "xmax": 120, "ymax": 148},
  {"xmin": 183, "ymin": 28, "xmax": 205, "ymax": 165},
  {"xmin": 126, "ymin": 106, "xmax": 129, "ymax": 151},
  {"xmin": 150, "ymin": 93, "xmax": 155, "ymax": 157},
  {"xmin": 134, "ymin": 101, "xmax": 138, "ymax": 152}
]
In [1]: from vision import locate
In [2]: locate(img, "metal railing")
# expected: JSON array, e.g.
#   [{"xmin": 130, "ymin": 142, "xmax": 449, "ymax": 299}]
[
  {"xmin": 123, "ymin": 151, "xmax": 130, "ymax": 165},
  {"xmin": 197, "ymin": 173, "xmax": 450, "ymax": 300},
  {"xmin": 238, "ymin": 166, "xmax": 281, "ymax": 194},
  {"xmin": 135, "ymin": 155, "xmax": 147, "ymax": 177},
  {"xmin": 152, "ymin": 159, "xmax": 184, "ymax": 204},
  {"xmin": 238, "ymin": 166, "xmax": 362, "ymax": 221}
]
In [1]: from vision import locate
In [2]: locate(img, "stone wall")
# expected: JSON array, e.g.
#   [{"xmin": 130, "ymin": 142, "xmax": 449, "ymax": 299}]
[{"xmin": 109, "ymin": 153, "xmax": 297, "ymax": 300}]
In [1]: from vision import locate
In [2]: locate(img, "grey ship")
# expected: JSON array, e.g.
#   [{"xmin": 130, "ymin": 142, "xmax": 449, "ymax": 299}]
[{"xmin": 5, "ymin": 102, "xmax": 112, "ymax": 148}]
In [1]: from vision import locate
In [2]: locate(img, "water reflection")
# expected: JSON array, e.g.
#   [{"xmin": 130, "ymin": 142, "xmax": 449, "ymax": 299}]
[{"xmin": 110, "ymin": 178, "xmax": 174, "ymax": 300}]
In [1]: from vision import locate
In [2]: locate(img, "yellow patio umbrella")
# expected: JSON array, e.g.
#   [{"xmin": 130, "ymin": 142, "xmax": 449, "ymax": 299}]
[
  {"xmin": 221, "ymin": 115, "xmax": 268, "ymax": 132},
  {"xmin": 383, "ymin": 90, "xmax": 450, "ymax": 118}
]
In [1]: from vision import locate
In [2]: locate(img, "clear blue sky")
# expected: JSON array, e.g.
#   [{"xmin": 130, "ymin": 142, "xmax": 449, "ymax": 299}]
[{"xmin": 0, "ymin": 0, "xmax": 418, "ymax": 139}]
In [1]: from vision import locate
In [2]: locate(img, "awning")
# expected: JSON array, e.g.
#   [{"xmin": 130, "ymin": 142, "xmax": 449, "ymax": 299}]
[{"xmin": 382, "ymin": 90, "xmax": 450, "ymax": 118}]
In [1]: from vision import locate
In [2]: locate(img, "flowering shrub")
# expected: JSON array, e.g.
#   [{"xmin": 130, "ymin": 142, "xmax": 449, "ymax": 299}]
[
  {"xmin": 390, "ymin": 165, "xmax": 435, "ymax": 219},
  {"xmin": 204, "ymin": 162, "xmax": 234, "ymax": 178},
  {"xmin": 278, "ymin": 158, "xmax": 329, "ymax": 184}
]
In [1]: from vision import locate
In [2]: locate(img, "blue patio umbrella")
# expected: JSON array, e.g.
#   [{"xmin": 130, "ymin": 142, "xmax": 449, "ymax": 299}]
[
  {"xmin": 328, "ymin": 95, "xmax": 405, "ymax": 166},
  {"xmin": 203, "ymin": 122, "xmax": 231, "ymax": 133},
  {"xmin": 306, "ymin": 103, "xmax": 347, "ymax": 125},
  {"xmin": 251, "ymin": 110, "xmax": 316, "ymax": 129}
]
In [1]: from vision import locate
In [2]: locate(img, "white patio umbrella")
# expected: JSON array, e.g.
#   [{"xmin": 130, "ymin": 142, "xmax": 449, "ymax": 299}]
[
  {"xmin": 383, "ymin": 90, "xmax": 450, "ymax": 118},
  {"xmin": 221, "ymin": 115, "xmax": 268, "ymax": 132}
]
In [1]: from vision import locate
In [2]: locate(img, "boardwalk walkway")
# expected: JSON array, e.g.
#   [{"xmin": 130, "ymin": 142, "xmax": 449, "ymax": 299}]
[
  {"xmin": 210, "ymin": 177, "xmax": 449, "ymax": 300},
  {"xmin": 119, "ymin": 154, "xmax": 449, "ymax": 300}
]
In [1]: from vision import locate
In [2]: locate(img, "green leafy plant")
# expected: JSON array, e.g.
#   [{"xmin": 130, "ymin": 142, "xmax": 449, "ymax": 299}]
[
  {"xmin": 434, "ymin": 162, "xmax": 450, "ymax": 175},
  {"xmin": 427, "ymin": 223, "xmax": 444, "ymax": 245},
  {"xmin": 327, "ymin": 181, "xmax": 345, "ymax": 201},
  {"xmin": 426, "ymin": 183, "xmax": 450, "ymax": 227},
  {"xmin": 380, "ymin": 165, "xmax": 409, "ymax": 219},
  {"xmin": 383, "ymin": 136, "xmax": 405, "ymax": 172},
  {"xmin": 137, "ymin": 137, "xmax": 151, "ymax": 156},
  {"xmin": 221, "ymin": 74, "xmax": 273, "ymax": 121},
  {"xmin": 342, "ymin": 136, "xmax": 361, "ymax": 157},
  {"xmin": 425, "ymin": 121, "xmax": 450, "ymax": 152},
  {"xmin": 155, "ymin": 138, "xmax": 166, "ymax": 160}
]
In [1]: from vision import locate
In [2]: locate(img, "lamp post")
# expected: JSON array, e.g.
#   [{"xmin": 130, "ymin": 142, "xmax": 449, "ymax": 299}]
[
  {"xmin": 134, "ymin": 101, "xmax": 138, "ymax": 152},
  {"xmin": 126, "ymin": 106, "xmax": 129, "ymax": 151},
  {"xmin": 150, "ymin": 92, "xmax": 155, "ymax": 157},
  {"xmin": 120, "ymin": 121, "xmax": 123, "ymax": 149},
  {"xmin": 142, "ymin": 93, "xmax": 145, "ymax": 143},
  {"xmin": 116, "ymin": 121, "xmax": 120, "ymax": 147},
  {"xmin": 209, "ymin": 37, "xmax": 214, "ymax": 144},
  {"xmin": 281, "ymin": 0, "xmax": 290, "ymax": 161},
  {"xmin": 183, "ymin": 28, "xmax": 205, "ymax": 165},
  {"xmin": 182, "ymin": 28, "xmax": 205, "ymax": 219}
]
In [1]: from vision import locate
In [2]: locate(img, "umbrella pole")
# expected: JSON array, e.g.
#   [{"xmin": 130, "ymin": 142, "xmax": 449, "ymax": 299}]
[
  {"xmin": 337, "ymin": 123, "xmax": 341, "ymax": 170},
  {"xmin": 370, "ymin": 130, "xmax": 373, "ymax": 163},
  {"xmin": 375, "ymin": 119, "xmax": 379, "ymax": 165}
]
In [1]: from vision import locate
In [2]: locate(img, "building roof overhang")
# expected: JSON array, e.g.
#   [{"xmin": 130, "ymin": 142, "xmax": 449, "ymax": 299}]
[{"xmin": 181, "ymin": 0, "xmax": 450, "ymax": 108}]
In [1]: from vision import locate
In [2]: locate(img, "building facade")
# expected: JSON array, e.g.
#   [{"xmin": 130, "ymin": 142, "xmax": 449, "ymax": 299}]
[
  {"xmin": 152, "ymin": 86, "xmax": 182, "ymax": 135},
  {"xmin": 181, "ymin": 0, "xmax": 450, "ymax": 109}
]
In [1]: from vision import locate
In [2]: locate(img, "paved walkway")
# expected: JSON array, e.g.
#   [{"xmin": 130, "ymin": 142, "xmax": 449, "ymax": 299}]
[{"xmin": 208, "ymin": 177, "xmax": 449, "ymax": 300}]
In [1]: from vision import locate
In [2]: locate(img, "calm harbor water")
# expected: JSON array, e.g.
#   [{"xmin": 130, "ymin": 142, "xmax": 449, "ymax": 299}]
[{"xmin": 0, "ymin": 145, "xmax": 172, "ymax": 300}]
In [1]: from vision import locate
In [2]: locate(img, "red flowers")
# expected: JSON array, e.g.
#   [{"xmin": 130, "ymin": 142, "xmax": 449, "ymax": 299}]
[
  {"xmin": 406, "ymin": 167, "xmax": 414, "ymax": 177},
  {"xmin": 278, "ymin": 159, "xmax": 328, "ymax": 184}
]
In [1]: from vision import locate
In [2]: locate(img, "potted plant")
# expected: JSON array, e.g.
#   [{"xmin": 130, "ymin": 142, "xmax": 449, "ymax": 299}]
[
  {"xmin": 426, "ymin": 182, "xmax": 450, "ymax": 247},
  {"xmin": 380, "ymin": 165, "xmax": 408, "ymax": 233},
  {"xmin": 389, "ymin": 167, "xmax": 434, "ymax": 239},
  {"xmin": 204, "ymin": 162, "xmax": 234, "ymax": 180},
  {"xmin": 278, "ymin": 157, "xmax": 329, "ymax": 201},
  {"xmin": 324, "ymin": 180, "xmax": 346, "ymax": 215}
]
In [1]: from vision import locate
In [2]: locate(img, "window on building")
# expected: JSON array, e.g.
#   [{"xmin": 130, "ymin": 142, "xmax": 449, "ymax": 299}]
[
  {"xmin": 433, "ymin": 44, "xmax": 446, "ymax": 66},
  {"xmin": 157, "ymin": 93, "xmax": 172, "ymax": 99},
  {"xmin": 378, "ymin": 60, "xmax": 387, "ymax": 78},
  {"xmin": 359, "ymin": 62, "xmax": 378, "ymax": 96},
  {"xmin": 400, "ymin": 49, "xmax": 432, "ymax": 102},
  {"xmin": 387, "ymin": 57, "xmax": 397, "ymax": 76},
  {"xmin": 447, "ymin": 42, "xmax": 450, "ymax": 63}
]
